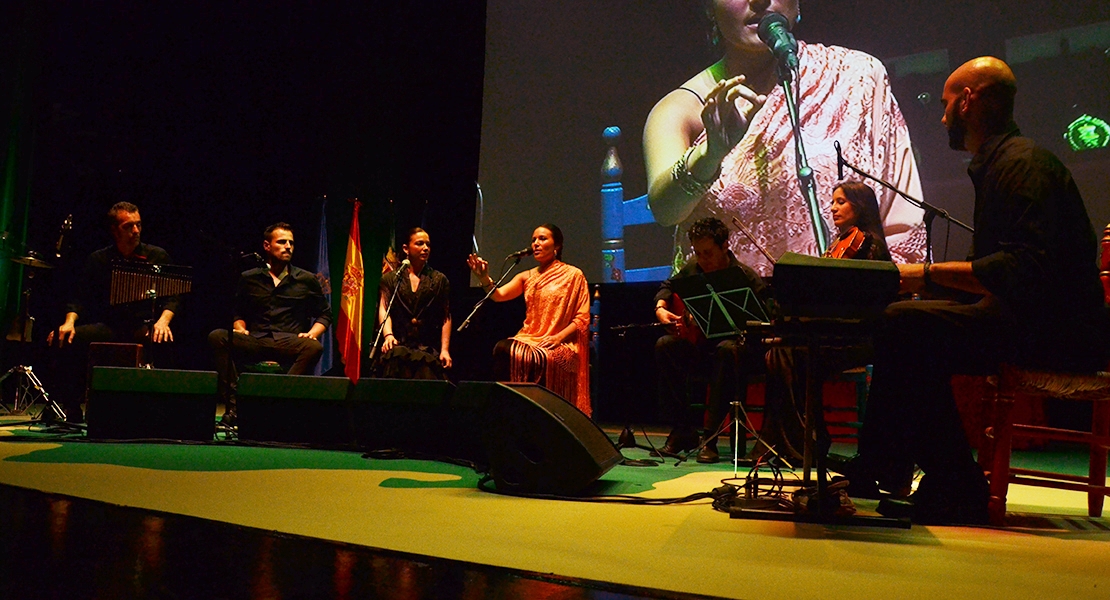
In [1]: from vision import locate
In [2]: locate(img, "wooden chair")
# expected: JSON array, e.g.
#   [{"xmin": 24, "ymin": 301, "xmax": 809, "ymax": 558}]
[
  {"xmin": 599, "ymin": 126, "xmax": 673, "ymax": 283},
  {"xmin": 978, "ymin": 223, "xmax": 1110, "ymax": 525}
]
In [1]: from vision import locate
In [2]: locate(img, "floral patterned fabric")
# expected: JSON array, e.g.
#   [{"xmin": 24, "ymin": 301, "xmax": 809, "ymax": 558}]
[{"xmin": 681, "ymin": 42, "xmax": 926, "ymax": 275}]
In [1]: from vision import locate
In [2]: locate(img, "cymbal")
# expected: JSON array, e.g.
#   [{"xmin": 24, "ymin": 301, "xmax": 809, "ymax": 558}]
[{"xmin": 10, "ymin": 254, "xmax": 54, "ymax": 269}]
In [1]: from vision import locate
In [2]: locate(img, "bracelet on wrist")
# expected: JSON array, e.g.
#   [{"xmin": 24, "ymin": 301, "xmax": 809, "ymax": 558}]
[{"xmin": 671, "ymin": 144, "xmax": 721, "ymax": 197}]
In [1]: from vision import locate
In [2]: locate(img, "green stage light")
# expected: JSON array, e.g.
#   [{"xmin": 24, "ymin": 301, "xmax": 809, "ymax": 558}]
[{"xmin": 1064, "ymin": 114, "xmax": 1110, "ymax": 152}]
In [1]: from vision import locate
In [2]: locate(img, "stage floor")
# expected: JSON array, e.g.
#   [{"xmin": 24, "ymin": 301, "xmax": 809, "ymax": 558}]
[{"xmin": 2, "ymin": 415, "xmax": 1109, "ymax": 599}]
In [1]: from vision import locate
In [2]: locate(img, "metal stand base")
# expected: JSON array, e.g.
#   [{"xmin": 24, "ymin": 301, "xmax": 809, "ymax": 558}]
[{"xmin": 0, "ymin": 365, "xmax": 66, "ymax": 422}]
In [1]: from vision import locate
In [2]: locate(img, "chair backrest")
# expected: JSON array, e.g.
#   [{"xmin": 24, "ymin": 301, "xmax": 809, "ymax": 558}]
[{"xmin": 599, "ymin": 126, "xmax": 674, "ymax": 283}]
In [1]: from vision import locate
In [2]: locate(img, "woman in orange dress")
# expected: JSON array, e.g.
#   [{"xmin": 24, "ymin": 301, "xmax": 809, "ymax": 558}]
[{"xmin": 467, "ymin": 224, "xmax": 592, "ymax": 416}]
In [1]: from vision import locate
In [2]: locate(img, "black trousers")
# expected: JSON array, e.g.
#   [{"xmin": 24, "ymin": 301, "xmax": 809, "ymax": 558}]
[
  {"xmin": 49, "ymin": 322, "xmax": 172, "ymax": 419},
  {"xmin": 654, "ymin": 334, "xmax": 763, "ymax": 437},
  {"xmin": 207, "ymin": 330, "xmax": 323, "ymax": 405},
  {"xmin": 857, "ymin": 299, "xmax": 1008, "ymax": 489}
]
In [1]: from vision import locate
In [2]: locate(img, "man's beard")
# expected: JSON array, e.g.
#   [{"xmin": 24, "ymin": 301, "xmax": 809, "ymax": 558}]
[{"xmin": 947, "ymin": 114, "xmax": 967, "ymax": 151}]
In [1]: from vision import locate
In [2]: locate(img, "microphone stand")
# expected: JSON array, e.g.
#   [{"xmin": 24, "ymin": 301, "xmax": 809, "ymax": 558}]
[
  {"xmin": 457, "ymin": 255, "xmax": 524, "ymax": 332},
  {"xmin": 777, "ymin": 60, "xmax": 830, "ymax": 255},
  {"xmin": 369, "ymin": 264, "xmax": 406, "ymax": 366},
  {"xmin": 835, "ymin": 141, "xmax": 974, "ymax": 262}
]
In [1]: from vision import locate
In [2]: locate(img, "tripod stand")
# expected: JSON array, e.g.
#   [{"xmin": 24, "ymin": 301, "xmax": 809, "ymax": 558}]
[{"xmin": 0, "ymin": 365, "xmax": 67, "ymax": 422}]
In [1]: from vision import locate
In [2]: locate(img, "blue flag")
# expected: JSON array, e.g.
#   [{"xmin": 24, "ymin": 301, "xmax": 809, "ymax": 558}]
[{"xmin": 314, "ymin": 197, "xmax": 334, "ymax": 376}]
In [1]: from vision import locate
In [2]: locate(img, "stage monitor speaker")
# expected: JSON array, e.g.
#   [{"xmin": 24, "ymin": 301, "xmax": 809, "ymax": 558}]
[
  {"xmin": 87, "ymin": 367, "xmax": 217, "ymax": 441},
  {"xmin": 459, "ymin": 381, "xmax": 622, "ymax": 495},
  {"xmin": 348, "ymin": 378, "xmax": 455, "ymax": 455},
  {"xmin": 773, "ymin": 252, "xmax": 899, "ymax": 319},
  {"xmin": 236, "ymin": 374, "xmax": 352, "ymax": 445}
]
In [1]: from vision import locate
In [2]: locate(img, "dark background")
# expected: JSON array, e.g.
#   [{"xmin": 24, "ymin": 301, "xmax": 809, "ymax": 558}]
[{"xmin": 0, "ymin": 1, "xmax": 487, "ymax": 377}]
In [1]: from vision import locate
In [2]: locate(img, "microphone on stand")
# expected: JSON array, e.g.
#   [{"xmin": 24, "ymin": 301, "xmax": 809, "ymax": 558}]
[
  {"xmin": 399, "ymin": 258, "xmax": 411, "ymax": 271},
  {"xmin": 835, "ymin": 140, "xmax": 845, "ymax": 180},
  {"xmin": 507, "ymin": 247, "xmax": 534, "ymax": 259},
  {"xmin": 757, "ymin": 12, "xmax": 798, "ymax": 71},
  {"xmin": 55, "ymin": 214, "xmax": 72, "ymax": 259}
]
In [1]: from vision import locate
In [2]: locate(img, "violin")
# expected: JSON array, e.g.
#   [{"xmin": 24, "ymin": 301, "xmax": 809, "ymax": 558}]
[{"xmin": 824, "ymin": 227, "xmax": 867, "ymax": 260}]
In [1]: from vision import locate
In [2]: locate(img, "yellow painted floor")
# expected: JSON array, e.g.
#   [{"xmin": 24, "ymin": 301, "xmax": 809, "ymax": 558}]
[{"xmin": 2, "ymin": 430, "xmax": 1109, "ymax": 600}]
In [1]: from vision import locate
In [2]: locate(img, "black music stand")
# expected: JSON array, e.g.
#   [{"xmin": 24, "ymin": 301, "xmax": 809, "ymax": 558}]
[
  {"xmin": 670, "ymin": 268, "xmax": 773, "ymax": 469},
  {"xmin": 726, "ymin": 254, "xmax": 908, "ymax": 528},
  {"xmin": 670, "ymin": 267, "xmax": 769, "ymax": 341}
]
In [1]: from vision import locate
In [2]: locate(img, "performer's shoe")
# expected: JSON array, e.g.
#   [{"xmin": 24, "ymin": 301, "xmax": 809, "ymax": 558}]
[
  {"xmin": 877, "ymin": 472, "xmax": 989, "ymax": 526},
  {"xmin": 830, "ymin": 454, "xmax": 913, "ymax": 500},
  {"xmin": 616, "ymin": 426, "xmax": 637, "ymax": 450},
  {"xmin": 218, "ymin": 408, "xmax": 237, "ymax": 428},
  {"xmin": 650, "ymin": 426, "xmax": 698, "ymax": 458},
  {"xmin": 696, "ymin": 438, "xmax": 720, "ymax": 464}
]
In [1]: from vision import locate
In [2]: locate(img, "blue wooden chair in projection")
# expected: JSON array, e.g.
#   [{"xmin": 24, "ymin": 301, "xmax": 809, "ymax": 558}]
[{"xmin": 599, "ymin": 126, "xmax": 674, "ymax": 283}]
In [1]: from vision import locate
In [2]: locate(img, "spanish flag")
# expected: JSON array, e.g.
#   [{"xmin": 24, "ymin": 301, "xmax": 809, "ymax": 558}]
[{"xmin": 337, "ymin": 200, "xmax": 364, "ymax": 382}]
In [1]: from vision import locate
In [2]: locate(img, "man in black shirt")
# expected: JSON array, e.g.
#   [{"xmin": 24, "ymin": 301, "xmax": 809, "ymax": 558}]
[
  {"xmin": 652, "ymin": 217, "xmax": 769, "ymax": 463},
  {"xmin": 47, "ymin": 202, "xmax": 180, "ymax": 422},
  {"xmin": 846, "ymin": 57, "xmax": 1108, "ymax": 524},
  {"xmin": 208, "ymin": 222, "xmax": 332, "ymax": 424}
]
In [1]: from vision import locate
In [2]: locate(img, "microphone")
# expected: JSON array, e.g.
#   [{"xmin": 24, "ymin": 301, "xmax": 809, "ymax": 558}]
[
  {"xmin": 757, "ymin": 12, "xmax": 798, "ymax": 71},
  {"xmin": 399, "ymin": 258, "xmax": 411, "ymax": 271},
  {"xmin": 507, "ymin": 247, "xmax": 534, "ymax": 259},
  {"xmin": 835, "ymin": 140, "xmax": 845, "ymax": 180},
  {"xmin": 55, "ymin": 214, "xmax": 73, "ymax": 259},
  {"xmin": 241, "ymin": 251, "xmax": 263, "ymax": 263}
]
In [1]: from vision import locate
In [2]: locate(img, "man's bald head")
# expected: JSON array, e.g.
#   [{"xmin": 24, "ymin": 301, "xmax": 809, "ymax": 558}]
[
  {"xmin": 945, "ymin": 57, "xmax": 1017, "ymax": 132},
  {"xmin": 942, "ymin": 56, "xmax": 1018, "ymax": 152}
]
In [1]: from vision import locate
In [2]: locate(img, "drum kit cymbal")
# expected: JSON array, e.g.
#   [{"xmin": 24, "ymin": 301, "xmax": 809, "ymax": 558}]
[
  {"xmin": 4, "ymin": 249, "xmax": 55, "ymax": 344},
  {"xmin": 9, "ymin": 251, "xmax": 54, "ymax": 269}
]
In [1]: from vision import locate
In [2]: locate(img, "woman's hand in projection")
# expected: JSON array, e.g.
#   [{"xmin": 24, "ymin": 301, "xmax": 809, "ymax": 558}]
[{"xmin": 701, "ymin": 75, "xmax": 766, "ymax": 163}]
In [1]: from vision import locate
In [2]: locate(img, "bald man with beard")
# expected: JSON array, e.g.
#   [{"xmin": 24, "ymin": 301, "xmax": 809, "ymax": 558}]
[{"xmin": 840, "ymin": 57, "xmax": 1109, "ymax": 525}]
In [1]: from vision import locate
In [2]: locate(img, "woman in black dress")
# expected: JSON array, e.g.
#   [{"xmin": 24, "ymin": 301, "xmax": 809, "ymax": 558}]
[{"xmin": 376, "ymin": 228, "xmax": 452, "ymax": 379}]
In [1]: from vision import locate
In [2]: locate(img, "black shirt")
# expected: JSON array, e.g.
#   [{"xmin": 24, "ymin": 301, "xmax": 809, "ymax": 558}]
[
  {"xmin": 234, "ymin": 265, "xmax": 332, "ymax": 339},
  {"xmin": 67, "ymin": 242, "xmax": 182, "ymax": 327},
  {"xmin": 967, "ymin": 128, "xmax": 1107, "ymax": 366}
]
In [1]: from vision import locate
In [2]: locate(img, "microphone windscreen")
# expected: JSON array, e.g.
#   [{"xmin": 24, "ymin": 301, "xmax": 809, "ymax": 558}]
[{"xmin": 757, "ymin": 12, "xmax": 789, "ymax": 43}]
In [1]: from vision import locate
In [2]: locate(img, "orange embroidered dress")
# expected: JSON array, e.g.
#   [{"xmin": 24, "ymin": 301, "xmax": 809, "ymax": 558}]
[{"xmin": 509, "ymin": 260, "xmax": 592, "ymax": 416}]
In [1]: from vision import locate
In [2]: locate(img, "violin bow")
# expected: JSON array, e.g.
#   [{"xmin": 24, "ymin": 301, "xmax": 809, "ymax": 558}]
[{"xmin": 731, "ymin": 217, "xmax": 777, "ymax": 266}]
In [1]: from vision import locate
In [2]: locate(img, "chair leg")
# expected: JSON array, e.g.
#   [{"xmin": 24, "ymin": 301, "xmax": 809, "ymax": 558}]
[
  {"xmin": 986, "ymin": 389, "xmax": 1015, "ymax": 526},
  {"xmin": 1088, "ymin": 401, "xmax": 1110, "ymax": 518},
  {"xmin": 978, "ymin": 377, "xmax": 998, "ymax": 473}
]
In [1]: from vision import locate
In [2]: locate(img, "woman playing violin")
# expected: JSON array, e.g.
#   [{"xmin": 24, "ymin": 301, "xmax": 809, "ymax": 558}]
[
  {"xmin": 823, "ymin": 181, "xmax": 891, "ymax": 262},
  {"xmin": 753, "ymin": 181, "xmax": 896, "ymax": 467}
]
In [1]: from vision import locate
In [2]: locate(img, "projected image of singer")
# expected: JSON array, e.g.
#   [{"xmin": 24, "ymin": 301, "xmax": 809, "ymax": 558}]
[
  {"xmin": 643, "ymin": 0, "xmax": 925, "ymax": 274},
  {"xmin": 652, "ymin": 218, "xmax": 770, "ymax": 463},
  {"xmin": 208, "ymin": 223, "xmax": 331, "ymax": 425},
  {"xmin": 466, "ymin": 224, "xmax": 592, "ymax": 416},
  {"xmin": 376, "ymin": 228, "xmax": 452, "ymax": 379}
]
